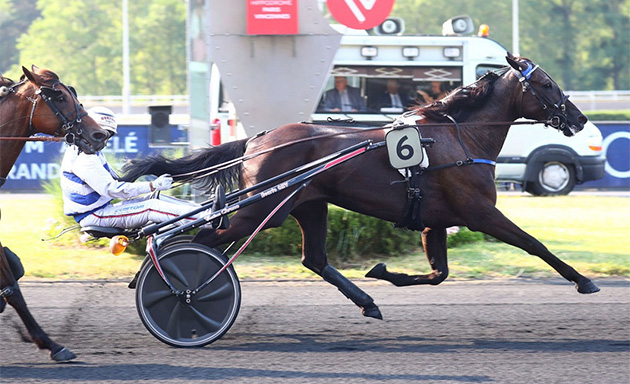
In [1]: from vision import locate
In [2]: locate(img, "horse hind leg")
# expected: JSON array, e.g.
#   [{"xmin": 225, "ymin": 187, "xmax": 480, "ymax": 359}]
[
  {"xmin": 0, "ymin": 246, "xmax": 76, "ymax": 362},
  {"xmin": 292, "ymin": 202, "xmax": 382, "ymax": 320},
  {"xmin": 366, "ymin": 227, "xmax": 449, "ymax": 286}
]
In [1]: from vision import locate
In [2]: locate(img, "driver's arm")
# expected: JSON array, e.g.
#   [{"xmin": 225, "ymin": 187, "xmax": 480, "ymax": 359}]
[{"xmin": 72, "ymin": 153, "xmax": 152, "ymax": 199}]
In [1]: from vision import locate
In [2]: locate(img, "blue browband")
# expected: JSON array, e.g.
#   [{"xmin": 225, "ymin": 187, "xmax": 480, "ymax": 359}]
[
  {"xmin": 471, "ymin": 158, "xmax": 497, "ymax": 166},
  {"xmin": 513, "ymin": 62, "xmax": 538, "ymax": 81}
]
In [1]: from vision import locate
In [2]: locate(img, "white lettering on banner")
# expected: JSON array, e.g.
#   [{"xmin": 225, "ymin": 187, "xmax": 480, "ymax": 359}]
[
  {"xmin": 254, "ymin": 14, "xmax": 290, "ymax": 19},
  {"xmin": 250, "ymin": 0, "xmax": 292, "ymax": 5},
  {"xmin": 8, "ymin": 163, "xmax": 60, "ymax": 180},
  {"xmin": 262, "ymin": 7, "xmax": 281, "ymax": 12},
  {"xmin": 102, "ymin": 132, "xmax": 139, "ymax": 154},
  {"xmin": 25, "ymin": 141, "xmax": 44, "ymax": 153}
]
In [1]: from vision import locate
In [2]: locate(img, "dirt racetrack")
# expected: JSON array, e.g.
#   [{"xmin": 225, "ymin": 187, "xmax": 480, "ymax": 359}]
[{"xmin": 1, "ymin": 278, "xmax": 629, "ymax": 384}]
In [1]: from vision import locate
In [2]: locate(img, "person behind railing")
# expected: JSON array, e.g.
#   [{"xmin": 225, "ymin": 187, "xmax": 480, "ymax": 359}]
[
  {"xmin": 60, "ymin": 106, "xmax": 213, "ymax": 229},
  {"xmin": 416, "ymin": 81, "xmax": 449, "ymax": 105},
  {"xmin": 374, "ymin": 79, "xmax": 411, "ymax": 112},
  {"xmin": 321, "ymin": 76, "xmax": 366, "ymax": 112}
]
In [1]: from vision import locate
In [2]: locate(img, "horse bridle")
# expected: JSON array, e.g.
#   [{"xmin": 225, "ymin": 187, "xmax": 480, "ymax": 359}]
[
  {"xmin": 3, "ymin": 80, "xmax": 88, "ymax": 146},
  {"xmin": 34, "ymin": 82, "xmax": 88, "ymax": 145},
  {"xmin": 512, "ymin": 62, "xmax": 571, "ymax": 132}
]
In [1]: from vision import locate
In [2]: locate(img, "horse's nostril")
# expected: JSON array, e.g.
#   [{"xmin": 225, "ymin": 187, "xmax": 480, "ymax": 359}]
[
  {"xmin": 93, "ymin": 132, "xmax": 108, "ymax": 142},
  {"xmin": 578, "ymin": 115, "xmax": 588, "ymax": 124}
]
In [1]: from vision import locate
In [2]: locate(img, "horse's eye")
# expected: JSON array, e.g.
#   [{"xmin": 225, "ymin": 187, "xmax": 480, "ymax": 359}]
[{"xmin": 544, "ymin": 83, "xmax": 552, "ymax": 89}]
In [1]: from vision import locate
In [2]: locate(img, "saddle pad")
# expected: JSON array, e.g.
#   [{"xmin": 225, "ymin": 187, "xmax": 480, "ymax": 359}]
[{"xmin": 385, "ymin": 113, "xmax": 429, "ymax": 177}]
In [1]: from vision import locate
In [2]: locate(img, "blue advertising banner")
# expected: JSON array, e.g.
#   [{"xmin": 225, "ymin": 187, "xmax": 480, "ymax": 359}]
[
  {"xmin": 581, "ymin": 122, "xmax": 630, "ymax": 190},
  {"xmin": 3, "ymin": 125, "xmax": 188, "ymax": 191}
]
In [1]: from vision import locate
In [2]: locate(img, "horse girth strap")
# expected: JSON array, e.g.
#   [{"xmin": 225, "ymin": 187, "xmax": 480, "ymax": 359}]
[{"xmin": 394, "ymin": 165, "xmax": 425, "ymax": 232}]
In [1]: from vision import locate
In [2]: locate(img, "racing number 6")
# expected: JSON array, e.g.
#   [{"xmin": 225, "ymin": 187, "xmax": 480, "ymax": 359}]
[
  {"xmin": 396, "ymin": 135, "xmax": 414, "ymax": 160},
  {"xmin": 385, "ymin": 127, "xmax": 425, "ymax": 169}
]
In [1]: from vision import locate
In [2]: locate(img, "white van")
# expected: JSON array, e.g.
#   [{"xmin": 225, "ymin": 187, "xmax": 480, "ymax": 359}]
[{"xmin": 211, "ymin": 23, "xmax": 605, "ymax": 195}]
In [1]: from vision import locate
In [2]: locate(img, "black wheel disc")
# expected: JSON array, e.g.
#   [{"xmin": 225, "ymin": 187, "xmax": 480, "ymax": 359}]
[{"xmin": 136, "ymin": 243, "xmax": 240, "ymax": 347}]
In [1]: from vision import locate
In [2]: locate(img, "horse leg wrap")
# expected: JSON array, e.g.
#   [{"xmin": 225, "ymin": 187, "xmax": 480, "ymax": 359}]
[
  {"xmin": 0, "ymin": 283, "xmax": 20, "ymax": 314},
  {"xmin": 321, "ymin": 265, "xmax": 382, "ymax": 320}
]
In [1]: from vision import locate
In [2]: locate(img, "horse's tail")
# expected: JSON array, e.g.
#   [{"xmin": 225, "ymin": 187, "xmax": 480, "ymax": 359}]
[{"xmin": 120, "ymin": 139, "xmax": 248, "ymax": 193}]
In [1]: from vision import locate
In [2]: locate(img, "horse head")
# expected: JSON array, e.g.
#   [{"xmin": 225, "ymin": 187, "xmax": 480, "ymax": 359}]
[
  {"xmin": 506, "ymin": 53, "xmax": 587, "ymax": 137},
  {"xmin": 20, "ymin": 65, "xmax": 109, "ymax": 153}
]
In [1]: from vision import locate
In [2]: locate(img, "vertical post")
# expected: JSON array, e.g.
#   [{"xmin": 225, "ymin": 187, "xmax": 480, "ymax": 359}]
[
  {"xmin": 122, "ymin": 0, "xmax": 131, "ymax": 115},
  {"xmin": 512, "ymin": 0, "xmax": 520, "ymax": 56}
]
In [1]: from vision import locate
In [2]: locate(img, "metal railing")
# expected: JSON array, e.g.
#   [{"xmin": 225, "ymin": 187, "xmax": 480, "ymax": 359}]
[
  {"xmin": 79, "ymin": 91, "xmax": 629, "ymax": 114},
  {"xmin": 80, "ymin": 95, "xmax": 189, "ymax": 106},
  {"xmin": 566, "ymin": 90, "xmax": 630, "ymax": 111}
]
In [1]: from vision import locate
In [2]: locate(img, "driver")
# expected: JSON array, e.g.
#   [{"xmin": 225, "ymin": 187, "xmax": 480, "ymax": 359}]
[{"xmin": 60, "ymin": 106, "xmax": 212, "ymax": 229}]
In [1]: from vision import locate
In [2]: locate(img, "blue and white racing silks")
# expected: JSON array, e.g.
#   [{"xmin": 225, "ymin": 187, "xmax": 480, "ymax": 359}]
[{"xmin": 61, "ymin": 147, "xmax": 152, "ymax": 222}]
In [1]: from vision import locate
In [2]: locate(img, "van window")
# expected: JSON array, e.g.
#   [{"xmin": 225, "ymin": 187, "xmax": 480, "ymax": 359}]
[
  {"xmin": 476, "ymin": 64, "xmax": 506, "ymax": 79},
  {"xmin": 316, "ymin": 66, "xmax": 463, "ymax": 113}
]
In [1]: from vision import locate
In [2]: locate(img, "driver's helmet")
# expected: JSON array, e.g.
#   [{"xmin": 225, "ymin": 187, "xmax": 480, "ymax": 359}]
[{"xmin": 87, "ymin": 106, "xmax": 117, "ymax": 135}]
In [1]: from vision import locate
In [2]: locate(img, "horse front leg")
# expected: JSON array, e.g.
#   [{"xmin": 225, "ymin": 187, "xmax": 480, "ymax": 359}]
[
  {"xmin": 468, "ymin": 206, "xmax": 600, "ymax": 294},
  {"xmin": 0, "ymin": 245, "xmax": 76, "ymax": 362},
  {"xmin": 366, "ymin": 227, "xmax": 449, "ymax": 286},
  {"xmin": 292, "ymin": 202, "xmax": 382, "ymax": 320}
]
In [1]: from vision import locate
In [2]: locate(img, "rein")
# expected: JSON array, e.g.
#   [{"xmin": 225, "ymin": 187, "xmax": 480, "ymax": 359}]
[
  {"xmin": 173, "ymin": 118, "xmax": 547, "ymax": 182},
  {"xmin": 0, "ymin": 136, "xmax": 64, "ymax": 142}
]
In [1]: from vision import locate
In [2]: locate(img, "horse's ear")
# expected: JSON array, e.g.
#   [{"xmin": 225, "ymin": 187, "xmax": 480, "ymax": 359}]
[
  {"xmin": 506, "ymin": 53, "xmax": 527, "ymax": 72},
  {"xmin": 22, "ymin": 65, "xmax": 44, "ymax": 84},
  {"xmin": 31, "ymin": 64, "xmax": 40, "ymax": 73},
  {"xmin": 22, "ymin": 66, "xmax": 38, "ymax": 84}
]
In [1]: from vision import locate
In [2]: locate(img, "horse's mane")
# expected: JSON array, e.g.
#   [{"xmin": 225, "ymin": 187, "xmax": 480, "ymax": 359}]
[
  {"xmin": 34, "ymin": 68, "xmax": 60, "ymax": 83},
  {"xmin": 413, "ymin": 67, "xmax": 508, "ymax": 122}
]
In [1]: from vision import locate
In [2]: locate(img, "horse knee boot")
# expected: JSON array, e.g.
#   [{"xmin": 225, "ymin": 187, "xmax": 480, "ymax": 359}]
[
  {"xmin": 4, "ymin": 247, "xmax": 25, "ymax": 280},
  {"xmin": 321, "ymin": 265, "xmax": 382, "ymax": 320}
]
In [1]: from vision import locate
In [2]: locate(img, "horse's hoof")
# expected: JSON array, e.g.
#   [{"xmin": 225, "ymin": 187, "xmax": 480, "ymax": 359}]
[
  {"xmin": 576, "ymin": 279, "xmax": 600, "ymax": 294},
  {"xmin": 365, "ymin": 263, "xmax": 386, "ymax": 279},
  {"xmin": 361, "ymin": 303, "xmax": 383, "ymax": 320},
  {"xmin": 51, "ymin": 347, "xmax": 77, "ymax": 362}
]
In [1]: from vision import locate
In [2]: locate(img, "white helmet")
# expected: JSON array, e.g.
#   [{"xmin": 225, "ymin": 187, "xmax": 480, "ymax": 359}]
[{"xmin": 87, "ymin": 106, "xmax": 117, "ymax": 135}]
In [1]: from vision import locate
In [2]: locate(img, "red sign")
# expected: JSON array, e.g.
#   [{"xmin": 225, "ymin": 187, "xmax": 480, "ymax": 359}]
[
  {"xmin": 247, "ymin": 0, "xmax": 299, "ymax": 35},
  {"xmin": 328, "ymin": 0, "xmax": 395, "ymax": 30}
]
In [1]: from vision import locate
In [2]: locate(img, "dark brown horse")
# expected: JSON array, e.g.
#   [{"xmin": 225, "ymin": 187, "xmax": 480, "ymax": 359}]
[
  {"xmin": 0, "ymin": 66, "xmax": 108, "ymax": 361},
  {"xmin": 122, "ymin": 54, "xmax": 599, "ymax": 320}
]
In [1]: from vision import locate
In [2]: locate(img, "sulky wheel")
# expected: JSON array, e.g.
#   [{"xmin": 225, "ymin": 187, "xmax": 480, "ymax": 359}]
[
  {"xmin": 135, "ymin": 243, "xmax": 240, "ymax": 347},
  {"xmin": 160, "ymin": 234, "xmax": 195, "ymax": 249}
]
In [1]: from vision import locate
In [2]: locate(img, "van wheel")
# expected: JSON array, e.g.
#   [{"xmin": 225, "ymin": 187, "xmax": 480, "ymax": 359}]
[{"xmin": 525, "ymin": 161, "xmax": 576, "ymax": 196}]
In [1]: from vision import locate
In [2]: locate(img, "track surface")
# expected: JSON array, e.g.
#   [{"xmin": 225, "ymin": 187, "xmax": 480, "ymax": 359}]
[{"xmin": 1, "ymin": 278, "xmax": 629, "ymax": 384}]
